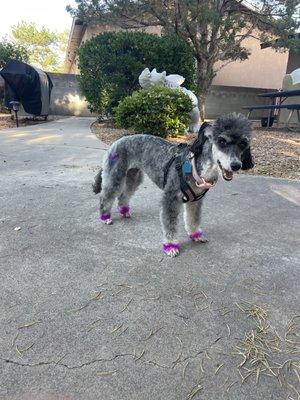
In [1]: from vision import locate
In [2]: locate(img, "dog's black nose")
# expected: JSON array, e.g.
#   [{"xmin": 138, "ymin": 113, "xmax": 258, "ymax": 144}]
[{"xmin": 231, "ymin": 161, "xmax": 242, "ymax": 171}]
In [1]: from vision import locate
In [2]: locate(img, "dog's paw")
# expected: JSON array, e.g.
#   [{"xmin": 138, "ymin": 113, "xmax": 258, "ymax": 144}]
[
  {"xmin": 118, "ymin": 206, "xmax": 131, "ymax": 219},
  {"xmin": 188, "ymin": 230, "xmax": 208, "ymax": 243},
  {"xmin": 99, "ymin": 213, "xmax": 113, "ymax": 225},
  {"xmin": 163, "ymin": 243, "xmax": 181, "ymax": 257}
]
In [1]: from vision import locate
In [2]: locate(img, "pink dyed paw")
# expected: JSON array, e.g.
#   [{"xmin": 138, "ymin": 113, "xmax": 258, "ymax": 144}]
[
  {"xmin": 99, "ymin": 213, "xmax": 112, "ymax": 225},
  {"xmin": 118, "ymin": 205, "xmax": 131, "ymax": 218},
  {"xmin": 163, "ymin": 243, "xmax": 181, "ymax": 257},
  {"xmin": 188, "ymin": 230, "xmax": 208, "ymax": 242}
]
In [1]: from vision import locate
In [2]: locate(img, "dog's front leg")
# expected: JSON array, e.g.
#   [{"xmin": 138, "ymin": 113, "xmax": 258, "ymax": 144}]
[
  {"xmin": 160, "ymin": 191, "xmax": 182, "ymax": 257},
  {"xmin": 184, "ymin": 200, "xmax": 208, "ymax": 243}
]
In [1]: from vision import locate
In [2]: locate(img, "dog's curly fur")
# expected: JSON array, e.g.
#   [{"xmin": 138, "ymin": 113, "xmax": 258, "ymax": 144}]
[{"xmin": 93, "ymin": 113, "xmax": 253, "ymax": 256}]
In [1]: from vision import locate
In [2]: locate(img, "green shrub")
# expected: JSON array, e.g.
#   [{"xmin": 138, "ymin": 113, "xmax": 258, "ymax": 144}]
[
  {"xmin": 0, "ymin": 41, "xmax": 29, "ymax": 69},
  {"xmin": 77, "ymin": 31, "xmax": 195, "ymax": 117},
  {"xmin": 114, "ymin": 86, "xmax": 193, "ymax": 138}
]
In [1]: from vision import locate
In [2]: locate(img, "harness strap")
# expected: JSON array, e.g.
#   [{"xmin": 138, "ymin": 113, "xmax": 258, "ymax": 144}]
[
  {"xmin": 163, "ymin": 142, "xmax": 209, "ymax": 203},
  {"xmin": 174, "ymin": 156, "xmax": 208, "ymax": 202},
  {"xmin": 163, "ymin": 143, "xmax": 189, "ymax": 188},
  {"xmin": 163, "ymin": 154, "xmax": 177, "ymax": 187}
]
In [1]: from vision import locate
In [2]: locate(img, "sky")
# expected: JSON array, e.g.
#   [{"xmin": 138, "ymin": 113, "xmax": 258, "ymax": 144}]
[{"xmin": 0, "ymin": 0, "xmax": 76, "ymax": 39}]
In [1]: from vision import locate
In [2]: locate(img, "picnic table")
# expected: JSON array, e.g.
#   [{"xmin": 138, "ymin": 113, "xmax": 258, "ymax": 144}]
[{"xmin": 243, "ymin": 88, "xmax": 300, "ymax": 128}]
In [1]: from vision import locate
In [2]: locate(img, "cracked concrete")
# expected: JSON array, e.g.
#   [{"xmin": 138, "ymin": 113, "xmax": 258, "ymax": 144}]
[
  {"xmin": 2, "ymin": 352, "xmax": 133, "ymax": 370},
  {"xmin": 0, "ymin": 117, "xmax": 299, "ymax": 400}
]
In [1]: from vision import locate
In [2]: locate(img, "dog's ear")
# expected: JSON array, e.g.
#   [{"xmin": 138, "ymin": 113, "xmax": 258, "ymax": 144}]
[
  {"xmin": 190, "ymin": 122, "xmax": 210, "ymax": 155},
  {"xmin": 241, "ymin": 147, "xmax": 254, "ymax": 170},
  {"xmin": 198, "ymin": 121, "xmax": 211, "ymax": 139}
]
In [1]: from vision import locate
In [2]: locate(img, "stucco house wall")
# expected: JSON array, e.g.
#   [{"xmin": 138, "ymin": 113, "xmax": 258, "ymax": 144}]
[{"xmin": 213, "ymin": 35, "xmax": 289, "ymax": 89}]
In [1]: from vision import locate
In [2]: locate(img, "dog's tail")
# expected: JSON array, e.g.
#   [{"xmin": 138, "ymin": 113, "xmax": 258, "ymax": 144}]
[{"xmin": 92, "ymin": 168, "xmax": 103, "ymax": 194}]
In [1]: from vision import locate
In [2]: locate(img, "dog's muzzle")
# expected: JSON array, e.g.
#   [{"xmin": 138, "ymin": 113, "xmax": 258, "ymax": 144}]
[{"xmin": 217, "ymin": 160, "xmax": 234, "ymax": 181}]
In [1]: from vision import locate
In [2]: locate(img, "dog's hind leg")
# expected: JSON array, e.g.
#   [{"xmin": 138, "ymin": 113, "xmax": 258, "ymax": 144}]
[
  {"xmin": 160, "ymin": 191, "xmax": 182, "ymax": 257},
  {"xmin": 184, "ymin": 200, "xmax": 208, "ymax": 243},
  {"xmin": 117, "ymin": 168, "xmax": 143, "ymax": 218},
  {"xmin": 99, "ymin": 168, "xmax": 126, "ymax": 225}
]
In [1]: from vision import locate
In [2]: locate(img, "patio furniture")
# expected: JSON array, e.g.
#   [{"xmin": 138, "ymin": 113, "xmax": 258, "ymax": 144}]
[{"xmin": 242, "ymin": 88, "xmax": 300, "ymax": 129}]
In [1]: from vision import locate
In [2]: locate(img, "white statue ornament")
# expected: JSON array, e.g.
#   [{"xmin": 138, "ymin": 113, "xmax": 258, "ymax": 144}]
[{"xmin": 138, "ymin": 68, "xmax": 200, "ymax": 133}]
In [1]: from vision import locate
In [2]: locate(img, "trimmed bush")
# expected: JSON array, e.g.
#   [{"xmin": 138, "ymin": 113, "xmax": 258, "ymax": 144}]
[
  {"xmin": 77, "ymin": 31, "xmax": 195, "ymax": 117},
  {"xmin": 114, "ymin": 86, "xmax": 193, "ymax": 138}
]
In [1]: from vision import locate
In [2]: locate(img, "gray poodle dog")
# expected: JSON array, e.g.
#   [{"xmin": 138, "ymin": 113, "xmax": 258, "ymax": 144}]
[{"xmin": 93, "ymin": 113, "xmax": 253, "ymax": 256}]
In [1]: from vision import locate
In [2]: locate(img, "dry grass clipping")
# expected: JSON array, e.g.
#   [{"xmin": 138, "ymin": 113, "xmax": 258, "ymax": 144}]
[
  {"xmin": 234, "ymin": 302, "xmax": 300, "ymax": 398},
  {"xmin": 96, "ymin": 370, "xmax": 118, "ymax": 376},
  {"xmin": 187, "ymin": 383, "xmax": 203, "ymax": 400},
  {"xmin": 285, "ymin": 316, "xmax": 300, "ymax": 355},
  {"xmin": 233, "ymin": 323, "xmax": 281, "ymax": 383},
  {"xmin": 235, "ymin": 300, "xmax": 268, "ymax": 324}
]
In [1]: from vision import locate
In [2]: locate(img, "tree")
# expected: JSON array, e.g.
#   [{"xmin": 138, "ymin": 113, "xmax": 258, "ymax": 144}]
[
  {"xmin": 0, "ymin": 41, "xmax": 28, "ymax": 69},
  {"xmin": 11, "ymin": 21, "xmax": 69, "ymax": 72},
  {"xmin": 77, "ymin": 31, "xmax": 195, "ymax": 115},
  {"xmin": 67, "ymin": 0, "xmax": 300, "ymax": 119}
]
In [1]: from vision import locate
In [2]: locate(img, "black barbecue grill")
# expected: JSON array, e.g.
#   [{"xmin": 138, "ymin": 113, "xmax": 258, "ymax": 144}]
[{"xmin": 0, "ymin": 60, "xmax": 53, "ymax": 126}]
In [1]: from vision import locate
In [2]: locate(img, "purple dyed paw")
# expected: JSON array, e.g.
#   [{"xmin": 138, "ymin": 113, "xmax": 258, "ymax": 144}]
[
  {"xmin": 118, "ymin": 205, "xmax": 131, "ymax": 218},
  {"xmin": 99, "ymin": 213, "xmax": 112, "ymax": 225},
  {"xmin": 163, "ymin": 243, "xmax": 181, "ymax": 257},
  {"xmin": 188, "ymin": 230, "xmax": 208, "ymax": 242}
]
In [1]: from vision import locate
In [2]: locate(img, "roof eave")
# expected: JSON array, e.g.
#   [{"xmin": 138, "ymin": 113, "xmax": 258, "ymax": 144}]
[{"xmin": 64, "ymin": 18, "xmax": 86, "ymax": 73}]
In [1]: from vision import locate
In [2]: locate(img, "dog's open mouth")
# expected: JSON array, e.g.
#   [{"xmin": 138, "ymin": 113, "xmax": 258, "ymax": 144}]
[{"xmin": 217, "ymin": 161, "xmax": 233, "ymax": 181}]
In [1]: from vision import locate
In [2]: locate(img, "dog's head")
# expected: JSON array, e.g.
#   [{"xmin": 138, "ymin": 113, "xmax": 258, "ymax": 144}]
[{"xmin": 203, "ymin": 113, "xmax": 253, "ymax": 181}]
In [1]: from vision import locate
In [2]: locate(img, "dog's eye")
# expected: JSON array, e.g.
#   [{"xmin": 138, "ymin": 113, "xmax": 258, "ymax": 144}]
[
  {"xmin": 218, "ymin": 138, "xmax": 227, "ymax": 147},
  {"xmin": 239, "ymin": 140, "xmax": 248, "ymax": 149}
]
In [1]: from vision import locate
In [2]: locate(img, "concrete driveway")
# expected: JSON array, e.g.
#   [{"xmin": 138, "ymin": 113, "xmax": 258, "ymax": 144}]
[{"xmin": 0, "ymin": 117, "xmax": 299, "ymax": 400}]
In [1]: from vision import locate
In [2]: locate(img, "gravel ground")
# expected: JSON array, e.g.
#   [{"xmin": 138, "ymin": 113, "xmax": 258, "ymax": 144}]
[
  {"xmin": 91, "ymin": 121, "xmax": 300, "ymax": 180},
  {"xmin": 0, "ymin": 114, "xmax": 64, "ymax": 130}
]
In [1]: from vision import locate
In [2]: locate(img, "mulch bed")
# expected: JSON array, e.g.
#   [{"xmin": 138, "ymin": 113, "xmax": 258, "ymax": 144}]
[
  {"xmin": 246, "ymin": 127, "xmax": 300, "ymax": 180},
  {"xmin": 91, "ymin": 121, "xmax": 300, "ymax": 180},
  {"xmin": 0, "ymin": 114, "xmax": 63, "ymax": 130}
]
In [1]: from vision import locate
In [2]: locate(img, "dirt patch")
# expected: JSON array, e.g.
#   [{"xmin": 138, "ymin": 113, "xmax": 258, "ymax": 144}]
[
  {"xmin": 91, "ymin": 121, "xmax": 300, "ymax": 180},
  {"xmin": 91, "ymin": 121, "xmax": 200, "ymax": 145},
  {"xmin": 246, "ymin": 128, "xmax": 300, "ymax": 180},
  {"xmin": 91, "ymin": 120, "xmax": 137, "ymax": 145},
  {"xmin": 0, "ymin": 114, "xmax": 64, "ymax": 131}
]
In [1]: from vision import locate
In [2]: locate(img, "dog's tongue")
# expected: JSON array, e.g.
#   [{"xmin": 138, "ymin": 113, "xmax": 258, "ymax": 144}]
[
  {"xmin": 195, "ymin": 179, "xmax": 215, "ymax": 189},
  {"xmin": 191, "ymin": 157, "xmax": 215, "ymax": 189}
]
